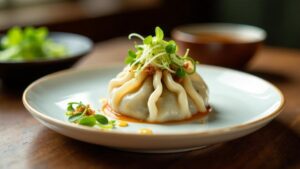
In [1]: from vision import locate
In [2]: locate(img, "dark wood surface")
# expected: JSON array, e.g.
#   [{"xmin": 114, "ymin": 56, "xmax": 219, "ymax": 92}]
[{"xmin": 0, "ymin": 38, "xmax": 300, "ymax": 169}]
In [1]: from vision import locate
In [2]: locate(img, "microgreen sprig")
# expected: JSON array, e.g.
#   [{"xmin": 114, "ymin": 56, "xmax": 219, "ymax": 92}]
[
  {"xmin": 125, "ymin": 26, "xmax": 197, "ymax": 77},
  {"xmin": 65, "ymin": 102, "xmax": 115, "ymax": 129}
]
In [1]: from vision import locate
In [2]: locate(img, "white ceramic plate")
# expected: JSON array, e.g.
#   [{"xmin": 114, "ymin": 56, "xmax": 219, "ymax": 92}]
[{"xmin": 23, "ymin": 65, "xmax": 284, "ymax": 153}]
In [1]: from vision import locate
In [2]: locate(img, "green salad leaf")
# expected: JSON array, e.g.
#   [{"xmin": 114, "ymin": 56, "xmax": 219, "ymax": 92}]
[
  {"xmin": 0, "ymin": 26, "xmax": 67, "ymax": 61},
  {"xmin": 125, "ymin": 26, "xmax": 197, "ymax": 77},
  {"xmin": 165, "ymin": 42, "xmax": 176, "ymax": 54},
  {"xmin": 125, "ymin": 50, "xmax": 137, "ymax": 64},
  {"xmin": 176, "ymin": 67, "xmax": 186, "ymax": 77},
  {"xmin": 94, "ymin": 114, "xmax": 109, "ymax": 125},
  {"xmin": 68, "ymin": 112, "xmax": 83, "ymax": 122},
  {"xmin": 79, "ymin": 116, "xmax": 96, "ymax": 126},
  {"xmin": 155, "ymin": 26, "xmax": 164, "ymax": 41}
]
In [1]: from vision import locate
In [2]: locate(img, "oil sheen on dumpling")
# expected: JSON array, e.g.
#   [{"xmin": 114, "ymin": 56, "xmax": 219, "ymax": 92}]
[{"xmin": 108, "ymin": 66, "xmax": 209, "ymax": 122}]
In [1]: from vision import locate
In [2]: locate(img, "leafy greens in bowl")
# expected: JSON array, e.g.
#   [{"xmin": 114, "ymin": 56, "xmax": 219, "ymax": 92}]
[
  {"xmin": 0, "ymin": 26, "xmax": 93, "ymax": 87},
  {"xmin": 0, "ymin": 27, "xmax": 68, "ymax": 61}
]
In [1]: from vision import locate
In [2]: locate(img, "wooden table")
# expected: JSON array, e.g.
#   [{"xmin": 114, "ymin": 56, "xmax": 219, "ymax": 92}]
[{"xmin": 1, "ymin": 38, "xmax": 300, "ymax": 169}]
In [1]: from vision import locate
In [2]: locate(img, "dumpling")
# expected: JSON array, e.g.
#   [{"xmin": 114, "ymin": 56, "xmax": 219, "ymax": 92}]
[
  {"xmin": 108, "ymin": 67, "xmax": 208, "ymax": 122},
  {"xmin": 106, "ymin": 27, "xmax": 209, "ymax": 123}
]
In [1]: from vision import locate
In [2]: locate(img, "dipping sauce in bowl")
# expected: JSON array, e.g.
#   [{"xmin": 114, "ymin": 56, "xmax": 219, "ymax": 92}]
[{"xmin": 172, "ymin": 23, "xmax": 266, "ymax": 69}]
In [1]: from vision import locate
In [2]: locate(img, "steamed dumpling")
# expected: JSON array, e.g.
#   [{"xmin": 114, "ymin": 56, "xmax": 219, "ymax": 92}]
[
  {"xmin": 106, "ymin": 26, "xmax": 210, "ymax": 122},
  {"xmin": 108, "ymin": 66, "xmax": 209, "ymax": 122}
]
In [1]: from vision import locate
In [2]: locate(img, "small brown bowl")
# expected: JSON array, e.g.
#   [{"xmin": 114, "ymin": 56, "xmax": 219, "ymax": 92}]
[
  {"xmin": 0, "ymin": 32, "xmax": 93, "ymax": 88},
  {"xmin": 172, "ymin": 23, "xmax": 266, "ymax": 69}
]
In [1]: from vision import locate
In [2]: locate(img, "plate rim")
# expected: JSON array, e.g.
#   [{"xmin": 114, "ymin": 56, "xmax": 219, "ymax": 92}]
[{"xmin": 22, "ymin": 64, "xmax": 285, "ymax": 137}]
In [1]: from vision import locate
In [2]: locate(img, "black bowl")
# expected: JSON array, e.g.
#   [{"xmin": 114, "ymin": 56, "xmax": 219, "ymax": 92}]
[{"xmin": 0, "ymin": 32, "xmax": 93, "ymax": 87}]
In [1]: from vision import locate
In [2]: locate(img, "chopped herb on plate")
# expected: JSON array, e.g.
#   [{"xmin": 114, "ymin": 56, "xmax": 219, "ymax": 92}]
[{"xmin": 65, "ymin": 102, "xmax": 115, "ymax": 129}]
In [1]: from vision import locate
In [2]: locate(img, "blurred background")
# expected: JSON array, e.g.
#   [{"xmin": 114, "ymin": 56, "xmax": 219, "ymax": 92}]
[{"xmin": 0, "ymin": 0, "xmax": 299, "ymax": 48}]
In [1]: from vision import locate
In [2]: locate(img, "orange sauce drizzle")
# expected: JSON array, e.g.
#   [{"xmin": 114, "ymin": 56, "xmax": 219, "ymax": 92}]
[{"xmin": 103, "ymin": 103, "xmax": 211, "ymax": 124}]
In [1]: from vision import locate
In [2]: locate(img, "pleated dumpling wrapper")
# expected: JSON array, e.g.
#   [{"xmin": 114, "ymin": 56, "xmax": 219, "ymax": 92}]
[{"xmin": 107, "ymin": 27, "xmax": 209, "ymax": 123}]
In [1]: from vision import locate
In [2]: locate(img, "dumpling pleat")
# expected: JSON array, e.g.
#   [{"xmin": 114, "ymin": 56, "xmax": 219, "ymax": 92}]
[
  {"xmin": 190, "ymin": 73, "xmax": 209, "ymax": 106},
  {"xmin": 111, "ymin": 72, "xmax": 147, "ymax": 109},
  {"xmin": 163, "ymin": 71, "xmax": 191, "ymax": 118},
  {"xmin": 108, "ymin": 70, "xmax": 133, "ymax": 93},
  {"xmin": 116, "ymin": 66, "xmax": 130, "ymax": 78},
  {"xmin": 183, "ymin": 77, "xmax": 207, "ymax": 112},
  {"xmin": 147, "ymin": 70, "xmax": 163, "ymax": 121}
]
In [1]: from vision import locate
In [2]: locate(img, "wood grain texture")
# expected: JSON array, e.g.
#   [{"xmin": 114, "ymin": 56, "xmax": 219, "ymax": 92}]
[{"xmin": 0, "ymin": 38, "xmax": 299, "ymax": 169}]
